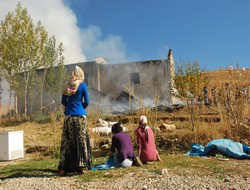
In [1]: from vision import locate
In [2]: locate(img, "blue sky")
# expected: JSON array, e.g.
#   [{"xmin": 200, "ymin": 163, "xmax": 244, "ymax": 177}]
[
  {"xmin": 66, "ymin": 0, "xmax": 250, "ymax": 70},
  {"xmin": 1, "ymin": 0, "xmax": 250, "ymax": 70}
]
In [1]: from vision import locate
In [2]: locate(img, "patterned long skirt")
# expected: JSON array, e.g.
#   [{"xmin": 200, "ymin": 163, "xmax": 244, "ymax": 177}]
[{"xmin": 58, "ymin": 116, "xmax": 92, "ymax": 172}]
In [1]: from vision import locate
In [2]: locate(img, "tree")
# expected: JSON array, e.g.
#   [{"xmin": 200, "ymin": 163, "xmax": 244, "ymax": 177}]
[
  {"xmin": 0, "ymin": 75, "xmax": 2, "ymax": 118},
  {"xmin": 174, "ymin": 61, "xmax": 208, "ymax": 131},
  {"xmin": 174, "ymin": 61, "xmax": 207, "ymax": 98},
  {"xmin": 39, "ymin": 36, "xmax": 66, "ymax": 111},
  {"xmin": 0, "ymin": 2, "xmax": 65, "ymax": 117}
]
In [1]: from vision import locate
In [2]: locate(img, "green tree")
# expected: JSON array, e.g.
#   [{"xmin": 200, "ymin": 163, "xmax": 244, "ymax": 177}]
[
  {"xmin": 0, "ymin": 75, "xmax": 2, "ymax": 118},
  {"xmin": 40, "ymin": 36, "xmax": 66, "ymax": 111},
  {"xmin": 174, "ymin": 61, "xmax": 208, "ymax": 131},
  {"xmin": 174, "ymin": 61, "xmax": 207, "ymax": 98},
  {"xmin": 0, "ymin": 2, "xmax": 66, "ymax": 117},
  {"xmin": 0, "ymin": 2, "xmax": 46, "ymax": 116}
]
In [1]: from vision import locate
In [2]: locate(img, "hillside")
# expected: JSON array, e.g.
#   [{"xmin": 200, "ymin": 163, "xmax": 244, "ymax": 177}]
[{"xmin": 206, "ymin": 68, "xmax": 250, "ymax": 88}]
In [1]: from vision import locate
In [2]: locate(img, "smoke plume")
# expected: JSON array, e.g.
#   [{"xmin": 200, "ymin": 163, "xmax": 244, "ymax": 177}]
[{"xmin": 0, "ymin": 0, "xmax": 86, "ymax": 64}]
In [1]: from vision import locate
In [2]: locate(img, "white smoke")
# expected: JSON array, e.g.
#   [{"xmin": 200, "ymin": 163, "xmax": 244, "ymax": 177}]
[
  {"xmin": 0, "ymin": 0, "xmax": 134, "ymax": 64},
  {"xmin": 0, "ymin": 0, "xmax": 134, "ymax": 114},
  {"xmin": 0, "ymin": 0, "xmax": 86, "ymax": 64},
  {"xmin": 81, "ymin": 25, "xmax": 129, "ymax": 64}
]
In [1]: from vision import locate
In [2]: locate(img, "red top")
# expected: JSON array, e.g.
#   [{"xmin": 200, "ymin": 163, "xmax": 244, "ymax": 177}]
[{"xmin": 136, "ymin": 126, "xmax": 157, "ymax": 163}]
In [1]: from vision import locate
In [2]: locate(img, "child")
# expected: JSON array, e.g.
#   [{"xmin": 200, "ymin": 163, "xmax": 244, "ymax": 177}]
[{"xmin": 63, "ymin": 66, "xmax": 84, "ymax": 96}]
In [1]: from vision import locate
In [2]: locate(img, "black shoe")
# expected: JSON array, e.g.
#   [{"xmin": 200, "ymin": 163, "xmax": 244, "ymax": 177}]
[
  {"xmin": 74, "ymin": 168, "xmax": 84, "ymax": 175},
  {"xmin": 59, "ymin": 169, "xmax": 66, "ymax": 176}
]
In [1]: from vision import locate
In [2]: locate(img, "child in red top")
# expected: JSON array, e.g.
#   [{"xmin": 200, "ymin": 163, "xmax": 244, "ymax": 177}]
[{"xmin": 136, "ymin": 115, "xmax": 162, "ymax": 164}]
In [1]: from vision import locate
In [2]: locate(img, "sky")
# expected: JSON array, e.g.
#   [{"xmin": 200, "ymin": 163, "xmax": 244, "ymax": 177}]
[{"xmin": 0, "ymin": 0, "xmax": 250, "ymax": 70}]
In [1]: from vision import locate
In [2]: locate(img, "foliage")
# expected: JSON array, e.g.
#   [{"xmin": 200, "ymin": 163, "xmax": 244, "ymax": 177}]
[
  {"xmin": 174, "ymin": 61, "xmax": 208, "ymax": 131},
  {"xmin": 40, "ymin": 36, "xmax": 66, "ymax": 109},
  {"xmin": 0, "ymin": 2, "xmax": 66, "ymax": 116},
  {"xmin": 174, "ymin": 61, "xmax": 208, "ymax": 98},
  {"xmin": 0, "ymin": 116, "xmax": 29, "ymax": 126},
  {"xmin": 0, "ymin": 2, "xmax": 47, "ymax": 116},
  {"xmin": 0, "ymin": 76, "xmax": 2, "ymax": 110},
  {"xmin": 33, "ymin": 114, "xmax": 52, "ymax": 124}
]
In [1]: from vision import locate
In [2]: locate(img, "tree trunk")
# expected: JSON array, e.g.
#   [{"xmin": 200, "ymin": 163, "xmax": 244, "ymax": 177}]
[
  {"xmin": 0, "ymin": 77, "xmax": 1, "ymax": 114},
  {"xmin": 9, "ymin": 84, "xmax": 12, "ymax": 118},
  {"xmin": 24, "ymin": 72, "xmax": 30, "ymax": 117},
  {"xmin": 14, "ymin": 93, "xmax": 18, "ymax": 117},
  {"xmin": 40, "ymin": 69, "xmax": 47, "ymax": 110}
]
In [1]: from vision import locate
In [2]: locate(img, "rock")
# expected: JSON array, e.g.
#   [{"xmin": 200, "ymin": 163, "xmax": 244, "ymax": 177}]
[{"xmin": 161, "ymin": 168, "xmax": 168, "ymax": 175}]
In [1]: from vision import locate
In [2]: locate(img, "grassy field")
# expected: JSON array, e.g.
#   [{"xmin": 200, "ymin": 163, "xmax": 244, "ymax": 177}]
[{"xmin": 0, "ymin": 154, "xmax": 249, "ymax": 180}]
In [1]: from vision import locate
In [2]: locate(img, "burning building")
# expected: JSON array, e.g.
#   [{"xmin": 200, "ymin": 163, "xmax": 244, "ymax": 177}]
[
  {"xmin": 0, "ymin": 49, "xmax": 176, "ymax": 116},
  {"xmin": 73, "ymin": 48, "xmax": 175, "ymax": 113}
]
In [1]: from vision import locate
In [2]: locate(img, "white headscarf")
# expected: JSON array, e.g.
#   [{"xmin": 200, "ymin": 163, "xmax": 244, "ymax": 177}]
[
  {"xmin": 139, "ymin": 115, "xmax": 148, "ymax": 125},
  {"xmin": 139, "ymin": 115, "xmax": 149, "ymax": 142}
]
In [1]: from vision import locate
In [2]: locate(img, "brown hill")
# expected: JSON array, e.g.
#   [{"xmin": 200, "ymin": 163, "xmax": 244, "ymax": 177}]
[{"xmin": 206, "ymin": 68, "xmax": 250, "ymax": 88}]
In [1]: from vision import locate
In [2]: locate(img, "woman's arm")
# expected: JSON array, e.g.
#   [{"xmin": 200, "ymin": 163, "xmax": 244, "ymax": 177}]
[
  {"xmin": 82, "ymin": 83, "xmax": 89, "ymax": 108},
  {"xmin": 61, "ymin": 94, "xmax": 68, "ymax": 107},
  {"xmin": 136, "ymin": 128, "xmax": 142, "ymax": 157},
  {"xmin": 108, "ymin": 150, "xmax": 113, "ymax": 157},
  {"xmin": 109, "ymin": 136, "xmax": 116, "ymax": 157}
]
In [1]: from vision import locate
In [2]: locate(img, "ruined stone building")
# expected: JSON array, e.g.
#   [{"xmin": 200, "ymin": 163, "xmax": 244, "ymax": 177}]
[{"xmin": 0, "ymin": 49, "xmax": 175, "ymax": 115}]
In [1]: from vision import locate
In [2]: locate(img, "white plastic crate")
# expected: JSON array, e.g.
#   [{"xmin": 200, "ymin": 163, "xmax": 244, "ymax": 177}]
[{"xmin": 0, "ymin": 130, "xmax": 24, "ymax": 160}]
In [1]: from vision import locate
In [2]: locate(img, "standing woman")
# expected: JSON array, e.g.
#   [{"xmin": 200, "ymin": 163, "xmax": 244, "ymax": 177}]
[
  {"xmin": 136, "ymin": 115, "xmax": 162, "ymax": 164},
  {"xmin": 58, "ymin": 66, "xmax": 92, "ymax": 176}
]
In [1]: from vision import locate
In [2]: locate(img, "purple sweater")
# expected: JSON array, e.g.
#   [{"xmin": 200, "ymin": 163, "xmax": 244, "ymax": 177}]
[{"xmin": 110, "ymin": 132, "xmax": 135, "ymax": 163}]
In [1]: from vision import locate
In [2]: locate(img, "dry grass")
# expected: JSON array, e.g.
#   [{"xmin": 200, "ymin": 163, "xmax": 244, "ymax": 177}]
[
  {"xmin": 206, "ymin": 68, "xmax": 250, "ymax": 87},
  {"xmin": 0, "ymin": 99, "xmax": 249, "ymax": 157}
]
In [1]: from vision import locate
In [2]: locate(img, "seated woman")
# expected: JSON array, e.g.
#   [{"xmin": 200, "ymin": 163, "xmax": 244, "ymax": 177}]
[
  {"xmin": 136, "ymin": 115, "xmax": 162, "ymax": 164},
  {"xmin": 107, "ymin": 121, "xmax": 136, "ymax": 167}
]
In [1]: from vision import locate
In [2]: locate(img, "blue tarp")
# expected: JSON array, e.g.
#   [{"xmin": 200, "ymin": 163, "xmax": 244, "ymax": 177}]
[
  {"xmin": 186, "ymin": 139, "xmax": 250, "ymax": 159},
  {"xmin": 91, "ymin": 155, "xmax": 118, "ymax": 171}
]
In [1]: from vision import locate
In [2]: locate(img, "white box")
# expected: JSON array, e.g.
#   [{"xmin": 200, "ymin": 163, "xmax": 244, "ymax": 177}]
[{"xmin": 0, "ymin": 130, "xmax": 24, "ymax": 160}]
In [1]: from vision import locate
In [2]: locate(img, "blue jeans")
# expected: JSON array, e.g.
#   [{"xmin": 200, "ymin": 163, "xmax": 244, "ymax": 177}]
[{"xmin": 106, "ymin": 153, "xmax": 133, "ymax": 168}]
